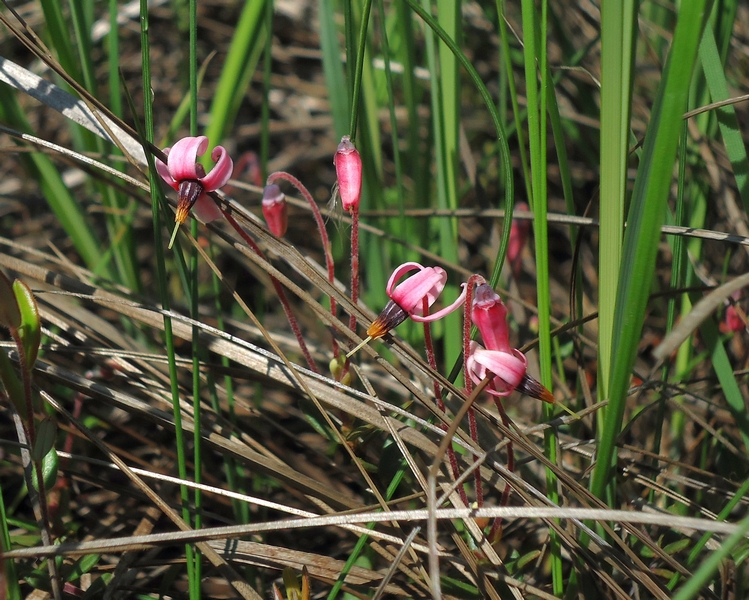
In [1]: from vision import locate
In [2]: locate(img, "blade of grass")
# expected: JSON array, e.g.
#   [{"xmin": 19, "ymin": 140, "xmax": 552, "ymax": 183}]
[
  {"xmin": 319, "ymin": 0, "xmax": 350, "ymax": 136},
  {"xmin": 597, "ymin": 0, "xmax": 637, "ymax": 418},
  {"xmin": 700, "ymin": 28, "xmax": 749, "ymax": 210},
  {"xmin": 671, "ymin": 508, "xmax": 749, "ymax": 600},
  {"xmin": 589, "ymin": 0, "xmax": 713, "ymax": 502},
  {"xmin": 0, "ymin": 93, "xmax": 109, "ymax": 278},
  {"xmin": 204, "ymin": 0, "xmax": 266, "ymax": 145}
]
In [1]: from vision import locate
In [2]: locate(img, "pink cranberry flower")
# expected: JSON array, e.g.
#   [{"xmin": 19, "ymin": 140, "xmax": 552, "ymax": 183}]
[
  {"xmin": 156, "ymin": 136, "xmax": 233, "ymax": 226},
  {"xmin": 366, "ymin": 262, "xmax": 466, "ymax": 339},
  {"xmin": 261, "ymin": 184, "xmax": 288, "ymax": 237},
  {"xmin": 468, "ymin": 283, "xmax": 553, "ymax": 402},
  {"xmin": 333, "ymin": 135, "xmax": 362, "ymax": 212}
]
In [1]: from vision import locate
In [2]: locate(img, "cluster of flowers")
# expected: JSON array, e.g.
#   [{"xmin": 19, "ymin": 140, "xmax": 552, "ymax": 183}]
[
  {"xmin": 368, "ymin": 262, "xmax": 553, "ymax": 402},
  {"xmin": 155, "ymin": 135, "xmax": 550, "ymax": 402},
  {"xmin": 155, "ymin": 135, "xmax": 361, "ymax": 240}
]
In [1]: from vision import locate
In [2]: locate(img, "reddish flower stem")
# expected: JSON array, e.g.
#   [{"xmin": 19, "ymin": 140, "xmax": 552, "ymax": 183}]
[
  {"xmin": 463, "ymin": 275, "xmax": 486, "ymax": 505},
  {"xmin": 221, "ymin": 208, "xmax": 318, "ymax": 373},
  {"xmin": 422, "ymin": 297, "xmax": 468, "ymax": 507},
  {"xmin": 267, "ymin": 171, "xmax": 339, "ymax": 358},
  {"xmin": 349, "ymin": 206, "xmax": 360, "ymax": 334}
]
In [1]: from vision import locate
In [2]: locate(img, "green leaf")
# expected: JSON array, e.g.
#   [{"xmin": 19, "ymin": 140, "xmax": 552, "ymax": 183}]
[
  {"xmin": 31, "ymin": 417, "xmax": 57, "ymax": 463},
  {"xmin": 31, "ymin": 447, "xmax": 58, "ymax": 491},
  {"xmin": 12, "ymin": 280, "xmax": 41, "ymax": 369}
]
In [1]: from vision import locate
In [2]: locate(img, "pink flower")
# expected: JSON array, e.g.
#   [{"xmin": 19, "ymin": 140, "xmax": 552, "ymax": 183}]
[
  {"xmin": 333, "ymin": 135, "xmax": 362, "ymax": 213},
  {"xmin": 156, "ymin": 136, "xmax": 233, "ymax": 225},
  {"xmin": 366, "ymin": 262, "xmax": 466, "ymax": 339},
  {"xmin": 466, "ymin": 340, "xmax": 527, "ymax": 397},
  {"xmin": 261, "ymin": 184, "xmax": 288, "ymax": 237},
  {"xmin": 471, "ymin": 283, "xmax": 513, "ymax": 352},
  {"xmin": 469, "ymin": 284, "xmax": 553, "ymax": 402}
]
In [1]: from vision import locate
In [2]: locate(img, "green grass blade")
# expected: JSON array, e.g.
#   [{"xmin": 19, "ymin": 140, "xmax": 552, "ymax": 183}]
[
  {"xmin": 700, "ymin": 28, "xmax": 749, "ymax": 210},
  {"xmin": 590, "ymin": 0, "xmax": 713, "ymax": 501},
  {"xmin": 205, "ymin": 0, "xmax": 266, "ymax": 145},
  {"xmin": 319, "ymin": 0, "xmax": 350, "ymax": 135},
  {"xmin": 597, "ymin": 0, "xmax": 637, "ymax": 411},
  {"xmin": 0, "ymin": 94, "xmax": 109, "ymax": 277},
  {"xmin": 519, "ymin": 0, "xmax": 563, "ymax": 591},
  {"xmin": 672, "ymin": 509, "xmax": 749, "ymax": 600}
]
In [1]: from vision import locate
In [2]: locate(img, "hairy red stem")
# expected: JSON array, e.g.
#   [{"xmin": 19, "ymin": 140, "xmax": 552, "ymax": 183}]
[
  {"xmin": 221, "ymin": 208, "xmax": 318, "ymax": 373},
  {"xmin": 267, "ymin": 171, "xmax": 339, "ymax": 358}
]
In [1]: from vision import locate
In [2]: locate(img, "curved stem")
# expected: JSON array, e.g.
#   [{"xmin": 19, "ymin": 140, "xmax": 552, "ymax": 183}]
[
  {"xmin": 221, "ymin": 208, "xmax": 318, "ymax": 373},
  {"xmin": 462, "ymin": 277, "xmax": 485, "ymax": 504},
  {"xmin": 267, "ymin": 171, "xmax": 339, "ymax": 358}
]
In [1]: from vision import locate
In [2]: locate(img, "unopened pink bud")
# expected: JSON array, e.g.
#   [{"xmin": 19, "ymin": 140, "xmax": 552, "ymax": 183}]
[
  {"xmin": 262, "ymin": 184, "xmax": 288, "ymax": 237},
  {"xmin": 334, "ymin": 135, "xmax": 362, "ymax": 212}
]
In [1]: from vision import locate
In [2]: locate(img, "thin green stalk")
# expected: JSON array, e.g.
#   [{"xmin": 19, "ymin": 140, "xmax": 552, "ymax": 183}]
[
  {"xmin": 188, "ymin": 0, "xmax": 202, "ymax": 594},
  {"xmin": 498, "ymin": 0, "xmax": 531, "ymax": 203},
  {"xmin": 319, "ymin": 0, "xmax": 350, "ymax": 135},
  {"xmin": 260, "ymin": 0, "xmax": 273, "ymax": 181},
  {"xmin": 654, "ymin": 121, "xmax": 689, "ymax": 480},
  {"xmin": 519, "ymin": 0, "xmax": 562, "ymax": 592},
  {"xmin": 108, "ymin": 0, "xmax": 122, "ymax": 118},
  {"xmin": 139, "ymin": 0, "xmax": 194, "ymax": 590},
  {"xmin": 205, "ymin": 0, "xmax": 266, "ymax": 145},
  {"xmin": 376, "ymin": 0, "xmax": 406, "ymax": 263},
  {"xmin": 348, "ymin": 0, "xmax": 373, "ymax": 139},
  {"xmin": 68, "ymin": 0, "xmax": 141, "ymax": 292}
]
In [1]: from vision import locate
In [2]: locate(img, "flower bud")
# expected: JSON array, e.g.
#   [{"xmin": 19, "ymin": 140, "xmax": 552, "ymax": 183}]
[
  {"xmin": 262, "ymin": 184, "xmax": 288, "ymax": 237},
  {"xmin": 333, "ymin": 135, "xmax": 362, "ymax": 212}
]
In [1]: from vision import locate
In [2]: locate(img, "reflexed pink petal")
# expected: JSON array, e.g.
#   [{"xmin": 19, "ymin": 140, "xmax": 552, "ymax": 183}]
[
  {"xmin": 385, "ymin": 262, "xmax": 423, "ymax": 295},
  {"xmin": 201, "ymin": 145, "xmax": 233, "ymax": 191},
  {"xmin": 167, "ymin": 136, "xmax": 208, "ymax": 181},
  {"xmin": 472, "ymin": 346, "xmax": 526, "ymax": 389},
  {"xmin": 471, "ymin": 283, "xmax": 511, "ymax": 353},
  {"xmin": 192, "ymin": 194, "xmax": 223, "ymax": 223},
  {"xmin": 334, "ymin": 135, "xmax": 362, "ymax": 212},
  {"xmin": 410, "ymin": 283, "xmax": 467, "ymax": 322},
  {"xmin": 156, "ymin": 147, "xmax": 179, "ymax": 189},
  {"xmin": 387, "ymin": 263, "xmax": 447, "ymax": 314},
  {"xmin": 466, "ymin": 341, "xmax": 527, "ymax": 397}
]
